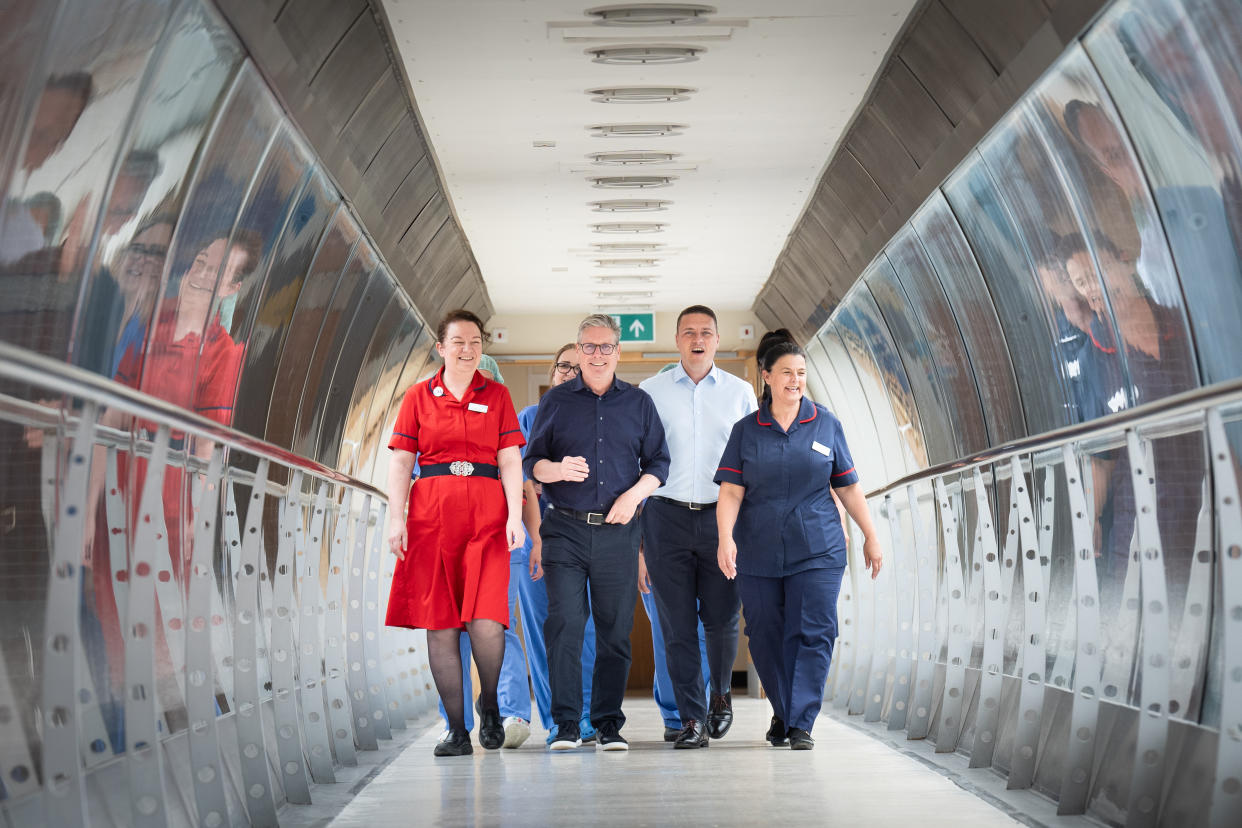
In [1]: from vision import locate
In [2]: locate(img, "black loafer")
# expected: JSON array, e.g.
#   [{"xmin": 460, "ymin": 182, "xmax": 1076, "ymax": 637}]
[
  {"xmin": 706, "ymin": 691, "xmax": 733, "ymax": 739},
  {"xmin": 766, "ymin": 716, "xmax": 788, "ymax": 746},
  {"xmin": 477, "ymin": 701, "xmax": 503, "ymax": 750},
  {"xmin": 673, "ymin": 720, "xmax": 709, "ymax": 749},
  {"xmin": 788, "ymin": 728, "xmax": 814, "ymax": 750},
  {"xmin": 663, "ymin": 726, "xmax": 681, "ymax": 742},
  {"xmin": 434, "ymin": 728, "xmax": 473, "ymax": 757}
]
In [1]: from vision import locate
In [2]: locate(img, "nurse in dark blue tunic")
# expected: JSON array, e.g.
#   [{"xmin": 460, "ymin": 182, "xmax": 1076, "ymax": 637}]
[{"xmin": 714, "ymin": 341, "xmax": 882, "ymax": 750}]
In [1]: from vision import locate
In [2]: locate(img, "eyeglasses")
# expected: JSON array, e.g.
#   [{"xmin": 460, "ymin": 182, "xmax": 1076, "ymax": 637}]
[
  {"xmin": 554, "ymin": 362, "xmax": 580, "ymax": 375},
  {"xmin": 125, "ymin": 243, "xmax": 168, "ymax": 261},
  {"xmin": 577, "ymin": 342, "xmax": 618, "ymax": 355}
]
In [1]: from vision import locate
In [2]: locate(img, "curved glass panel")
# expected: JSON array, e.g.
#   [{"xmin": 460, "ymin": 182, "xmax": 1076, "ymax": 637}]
[
  {"xmin": 1086, "ymin": 0, "xmax": 1242, "ymax": 385},
  {"xmin": 1030, "ymin": 46, "xmax": 1199, "ymax": 406},
  {"xmin": 335, "ymin": 291, "xmax": 404, "ymax": 475},
  {"xmin": 866, "ymin": 251, "xmax": 964, "ymax": 464},
  {"xmin": 821, "ymin": 322, "xmax": 907, "ymax": 486},
  {"xmin": 0, "ymin": 1, "xmax": 57, "ymax": 194},
  {"xmin": 911, "ymin": 192, "xmax": 1027, "ymax": 445},
  {"xmin": 354, "ymin": 314, "xmax": 424, "ymax": 484},
  {"xmin": 368, "ymin": 324, "xmax": 437, "ymax": 489}
]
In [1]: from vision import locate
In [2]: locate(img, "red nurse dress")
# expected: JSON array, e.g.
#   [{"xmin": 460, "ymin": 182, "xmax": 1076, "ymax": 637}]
[{"xmin": 385, "ymin": 367, "xmax": 524, "ymax": 630}]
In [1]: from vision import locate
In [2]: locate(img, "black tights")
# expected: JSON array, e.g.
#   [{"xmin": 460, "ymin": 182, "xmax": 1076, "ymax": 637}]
[{"xmin": 425, "ymin": 619, "xmax": 506, "ymax": 732}]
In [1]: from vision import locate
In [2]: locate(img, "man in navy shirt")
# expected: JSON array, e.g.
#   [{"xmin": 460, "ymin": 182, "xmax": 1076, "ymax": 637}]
[{"xmin": 524, "ymin": 314, "xmax": 670, "ymax": 751}]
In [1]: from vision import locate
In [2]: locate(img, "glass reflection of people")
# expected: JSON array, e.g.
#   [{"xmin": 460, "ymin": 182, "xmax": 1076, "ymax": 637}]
[{"xmin": 385, "ymin": 310, "xmax": 527, "ymax": 757}]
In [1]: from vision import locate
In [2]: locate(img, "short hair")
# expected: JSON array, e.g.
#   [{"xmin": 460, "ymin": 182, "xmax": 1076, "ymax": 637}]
[
  {"xmin": 548, "ymin": 342, "xmax": 576, "ymax": 383},
  {"xmin": 756, "ymin": 328, "xmax": 796, "ymax": 369},
  {"xmin": 436, "ymin": 308, "xmax": 488, "ymax": 343},
  {"xmin": 227, "ymin": 228, "xmax": 264, "ymax": 282},
  {"xmin": 676, "ymin": 304, "xmax": 717, "ymax": 331},
  {"xmin": 578, "ymin": 313, "xmax": 620, "ymax": 342}
]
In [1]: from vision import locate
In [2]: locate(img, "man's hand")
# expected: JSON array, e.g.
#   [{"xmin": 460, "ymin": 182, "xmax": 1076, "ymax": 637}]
[
  {"xmin": 638, "ymin": 549, "xmax": 651, "ymax": 594},
  {"xmin": 717, "ymin": 537, "xmax": 738, "ymax": 580},
  {"xmin": 605, "ymin": 490, "xmax": 641, "ymax": 524},
  {"xmin": 388, "ymin": 517, "xmax": 407, "ymax": 561},
  {"xmin": 529, "ymin": 542, "xmax": 543, "ymax": 581},
  {"xmin": 558, "ymin": 456, "xmax": 589, "ymax": 482}
]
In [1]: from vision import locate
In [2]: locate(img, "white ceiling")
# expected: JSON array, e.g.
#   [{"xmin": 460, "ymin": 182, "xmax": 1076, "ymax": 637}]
[{"xmin": 381, "ymin": 1, "xmax": 916, "ymax": 314}]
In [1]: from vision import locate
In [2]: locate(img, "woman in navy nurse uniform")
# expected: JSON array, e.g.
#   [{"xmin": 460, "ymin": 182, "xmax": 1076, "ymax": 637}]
[{"xmin": 714, "ymin": 340, "xmax": 883, "ymax": 750}]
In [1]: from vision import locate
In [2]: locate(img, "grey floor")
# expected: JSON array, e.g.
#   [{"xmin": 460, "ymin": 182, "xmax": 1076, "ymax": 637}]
[{"xmin": 321, "ymin": 697, "xmax": 1019, "ymax": 827}]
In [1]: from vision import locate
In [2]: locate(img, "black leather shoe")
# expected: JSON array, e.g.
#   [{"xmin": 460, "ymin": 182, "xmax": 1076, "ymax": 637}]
[
  {"xmin": 766, "ymin": 716, "xmax": 788, "ymax": 746},
  {"xmin": 674, "ymin": 720, "xmax": 709, "ymax": 749},
  {"xmin": 788, "ymin": 728, "xmax": 815, "ymax": 750},
  {"xmin": 706, "ymin": 691, "xmax": 734, "ymax": 739},
  {"xmin": 434, "ymin": 728, "xmax": 473, "ymax": 756},
  {"xmin": 477, "ymin": 701, "xmax": 503, "ymax": 750},
  {"xmin": 663, "ymin": 726, "xmax": 681, "ymax": 742}
]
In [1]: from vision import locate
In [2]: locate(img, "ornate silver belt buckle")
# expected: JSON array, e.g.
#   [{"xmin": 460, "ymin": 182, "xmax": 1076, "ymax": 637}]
[{"xmin": 450, "ymin": 461, "xmax": 474, "ymax": 477}]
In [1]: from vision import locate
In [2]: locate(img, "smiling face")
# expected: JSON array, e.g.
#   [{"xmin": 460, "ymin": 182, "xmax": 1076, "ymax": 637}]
[
  {"xmin": 577, "ymin": 324, "xmax": 620, "ymax": 388},
  {"xmin": 762, "ymin": 353, "xmax": 807, "ymax": 407},
  {"xmin": 436, "ymin": 320, "xmax": 484, "ymax": 376},
  {"xmin": 676, "ymin": 312, "xmax": 719, "ymax": 375},
  {"xmin": 551, "ymin": 346, "xmax": 580, "ymax": 388}
]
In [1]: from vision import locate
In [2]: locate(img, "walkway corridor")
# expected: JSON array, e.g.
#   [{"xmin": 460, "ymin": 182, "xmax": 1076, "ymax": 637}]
[{"xmin": 325, "ymin": 698, "xmax": 1019, "ymax": 827}]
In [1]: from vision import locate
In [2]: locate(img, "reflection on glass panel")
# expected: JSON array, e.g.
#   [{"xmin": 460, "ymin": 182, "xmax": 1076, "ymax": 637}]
[
  {"xmin": 0, "ymin": 2, "xmax": 171, "ymax": 361},
  {"xmin": 819, "ymin": 326, "xmax": 899, "ymax": 487},
  {"xmin": 1030, "ymin": 47, "xmax": 1200, "ymax": 407},
  {"xmin": 353, "ymin": 314, "xmax": 423, "ymax": 484},
  {"xmin": 267, "ymin": 208, "xmax": 357, "ymax": 450},
  {"xmin": 0, "ymin": 2, "xmax": 59, "ymax": 214},
  {"xmin": 232, "ymin": 170, "xmax": 335, "ymax": 439},
  {"xmin": 336, "ymin": 293, "xmax": 404, "ymax": 475},
  {"xmin": 911, "ymin": 193, "xmax": 1027, "ymax": 445},
  {"xmin": 367, "ymin": 324, "xmax": 436, "ymax": 490},
  {"xmin": 1086, "ymin": 0, "xmax": 1242, "ymax": 385},
  {"xmin": 837, "ymin": 284, "xmax": 928, "ymax": 470},
  {"xmin": 866, "ymin": 254, "xmax": 961, "ymax": 465},
  {"xmin": 883, "ymin": 233, "xmax": 990, "ymax": 458},
  {"xmin": 804, "ymin": 336, "xmax": 878, "ymax": 485},
  {"xmin": 943, "ymin": 156, "xmax": 1072, "ymax": 434}
]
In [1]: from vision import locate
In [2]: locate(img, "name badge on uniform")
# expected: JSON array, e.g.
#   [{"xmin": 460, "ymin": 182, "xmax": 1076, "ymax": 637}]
[
  {"xmin": 811, "ymin": 440, "xmax": 832, "ymax": 459},
  {"xmin": 468, "ymin": 402, "xmax": 489, "ymax": 413}
]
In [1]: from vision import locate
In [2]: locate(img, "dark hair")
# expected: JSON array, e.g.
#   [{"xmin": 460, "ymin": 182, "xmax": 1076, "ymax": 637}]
[
  {"xmin": 756, "ymin": 329, "xmax": 796, "ymax": 401},
  {"xmin": 759, "ymin": 338, "xmax": 804, "ymax": 402},
  {"xmin": 46, "ymin": 72, "xmax": 93, "ymax": 107},
  {"xmin": 436, "ymin": 308, "xmax": 488, "ymax": 343},
  {"xmin": 549, "ymin": 342, "xmax": 576, "ymax": 383},
  {"xmin": 676, "ymin": 304, "xmax": 717, "ymax": 331}
]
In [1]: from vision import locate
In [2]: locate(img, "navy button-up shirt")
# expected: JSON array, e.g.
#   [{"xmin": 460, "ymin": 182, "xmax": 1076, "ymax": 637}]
[
  {"xmin": 523, "ymin": 375, "xmax": 670, "ymax": 513},
  {"xmin": 714, "ymin": 397, "xmax": 858, "ymax": 576}
]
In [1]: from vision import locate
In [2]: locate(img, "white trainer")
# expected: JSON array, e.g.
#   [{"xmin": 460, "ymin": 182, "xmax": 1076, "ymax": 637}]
[{"xmin": 502, "ymin": 716, "xmax": 530, "ymax": 749}]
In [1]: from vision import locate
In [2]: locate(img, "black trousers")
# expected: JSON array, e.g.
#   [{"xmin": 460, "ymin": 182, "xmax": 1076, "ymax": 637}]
[
  {"xmin": 541, "ymin": 507, "xmax": 640, "ymax": 732},
  {"xmin": 641, "ymin": 498, "xmax": 740, "ymax": 722}
]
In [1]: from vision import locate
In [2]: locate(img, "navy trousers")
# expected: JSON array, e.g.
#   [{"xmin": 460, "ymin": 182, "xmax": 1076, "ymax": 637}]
[
  {"xmin": 642, "ymin": 498, "xmax": 739, "ymax": 722},
  {"xmin": 541, "ymin": 508, "xmax": 640, "ymax": 732},
  {"xmin": 737, "ymin": 566, "xmax": 844, "ymax": 732}
]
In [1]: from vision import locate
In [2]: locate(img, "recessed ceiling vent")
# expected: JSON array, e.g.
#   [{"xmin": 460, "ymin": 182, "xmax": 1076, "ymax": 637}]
[
  {"xmin": 589, "ymin": 175, "xmax": 676, "ymax": 189},
  {"xmin": 596, "ymin": 258, "xmax": 660, "ymax": 268},
  {"xmin": 589, "ymin": 199, "xmax": 670, "ymax": 212},
  {"xmin": 590, "ymin": 123, "xmax": 685, "ymax": 138},
  {"xmin": 591, "ymin": 222, "xmax": 666, "ymax": 234},
  {"xmin": 587, "ymin": 86, "xmax": 695, "ymax": 103},
  {"xmin": 588, "ymin": 150, "xmax": 680, "ymax": 165},
  {"xmin": 592, "ymin": 242, "xmax": 665, "ymax": 252},
  {"xmin": 586, "ymin": 4, "xmax": 716, "ymax": 26},
  {"xmin": 586, "ymin": 45, "xmax": 703, "ymax": 65}
]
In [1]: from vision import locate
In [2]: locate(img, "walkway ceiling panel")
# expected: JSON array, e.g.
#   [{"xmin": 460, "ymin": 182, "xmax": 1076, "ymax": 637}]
[
  {"xmin": 869, "ymin": 59, "xmax": 954, "ymax": 168},
  {"xmin": 306, "ymin": 16, "xmax": 390, "ymax": 136},
  {"xmin": 806, "ymin": 182, "xmax": 869, "ymax": 263},
  {"xmin": 273, "ymin": 0, "xmax": 369, "ymax": 75},
  {"xmin": 942, "ymin": 0, "xmax": 1046, "ymax": 70},
  {"xmin": 897, "ymin": 1, "xmax": 997, "ymax": 126},
  {"xmin": 338, "ymin": 72, "xmax": 410, "ymax": 179},
  {"xmin": 361, "ymin": 121, "xmax": 428, "ymax": 226},
  {"xmin": 824, "ymin": 153, "xmax": 890, "ymax": 231},
  {"xmin": 396, "ymin": 189, "xmax": 450, "ymax": 264},
  {"xmin": 794, "ymin": 210, "xmax": 855, "ymax": 299},
  {"xmin": 844, "ymin": 109, "xmax": 919, "ymax": 205}
]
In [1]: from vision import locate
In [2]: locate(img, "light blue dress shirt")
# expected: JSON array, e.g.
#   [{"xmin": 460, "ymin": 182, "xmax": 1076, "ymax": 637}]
[{"xmin": 639, "ymin": 362, "xmax": 758, "ymax": 504}]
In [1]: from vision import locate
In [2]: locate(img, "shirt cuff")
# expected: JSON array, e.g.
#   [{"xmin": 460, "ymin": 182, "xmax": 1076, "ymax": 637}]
[
  {"xmin": 499, "ymin": 430, "xmax": 526, "ymax": 451},
  {"xmin": 830, "ymin": 467, "xmax": 858, "ymax": 487},
  {"xmin": 389, "ymin": 433, "xmax": 418, "ymax": 453},
  {"xmin": 713, "ymin": 466, "xmax": 743, "ymax": 486}
]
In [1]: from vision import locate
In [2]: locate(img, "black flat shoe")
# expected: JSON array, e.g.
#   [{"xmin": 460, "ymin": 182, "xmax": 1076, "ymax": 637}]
[
  {"xmin": 766, "ymin": 716, "xmax": 788, "ymax": 747},
  {"xmin": 477, "ymin": 701, "xmax": 503, "ymax": 750},
  {"xmin": 663, "ymin": 726, "xmax": 681, "ymax": 742},
  {"xmin": 434, "ymin": 728, "xmax": 473, "ymax": 757},
  {"xmin": 788, "ymin": 728, "xmax": 814, "ymax": 750},
  {"xmin": 706, "ymin": 691, "xmax": 733, "ymax": 739},
  {"xmin": 673, "ymin": 720, "xmax": 709, "ymax": 749}
]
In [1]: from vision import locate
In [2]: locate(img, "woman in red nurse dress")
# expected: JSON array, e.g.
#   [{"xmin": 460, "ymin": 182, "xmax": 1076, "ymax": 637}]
[{"xmin": 384, "ymin": 309, "xmax": 525, "ymax": 756}]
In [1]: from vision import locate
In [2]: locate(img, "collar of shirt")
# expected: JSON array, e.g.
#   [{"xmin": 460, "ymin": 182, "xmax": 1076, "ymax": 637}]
[
  {"xmin": 755, "ymin": 396, "xmax": 817, "ymax": 433},
  {"xmin": 564, "ymin": 372, "xmax": 624, "ymax": 397},
  {"xmin": 427, "ymin": 365, "xmax": 488, "ymax": 404}
]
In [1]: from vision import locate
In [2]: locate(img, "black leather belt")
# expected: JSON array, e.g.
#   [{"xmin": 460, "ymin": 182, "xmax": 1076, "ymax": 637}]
[
  {"xmin": 419, "ymin": 462, "xmax": 498, "ymax": 479},
  {"xmin": 550, "ymin": 505, "xmax": 606, "ymax": 525},
  {"xmin": 651, "ymin": 495, "xmax": 717, "ymax": 511}
]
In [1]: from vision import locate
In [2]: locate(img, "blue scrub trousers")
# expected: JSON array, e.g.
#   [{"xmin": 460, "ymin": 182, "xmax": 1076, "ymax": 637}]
[
  {"xmin": 640, "ymin": 589, "xmax": 709, "ymax": 728},
  {"xmin": 737, "ymin": 566, "xmax": 844, "ymax": 732}
]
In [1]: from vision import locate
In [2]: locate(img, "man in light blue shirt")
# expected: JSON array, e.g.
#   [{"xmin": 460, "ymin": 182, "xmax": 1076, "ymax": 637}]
[{"xmin": 639, "ymin": 305, "xmax": 757, "ymax": 748}]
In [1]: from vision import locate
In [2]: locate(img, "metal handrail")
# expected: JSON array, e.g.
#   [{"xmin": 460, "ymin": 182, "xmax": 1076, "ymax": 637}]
[
  {"xmin": 0, "ymin": 340, "xmax": 388, "ymax": 500},
  {"xmin": 864, "ymin": 377, "xmax": 1242, "ymax": 500}
]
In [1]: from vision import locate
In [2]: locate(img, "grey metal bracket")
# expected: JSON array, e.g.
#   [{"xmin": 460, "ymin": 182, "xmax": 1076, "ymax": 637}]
[
  {"xmin": 848, "ymin": 516, "xmax": 873, "ymax": 716},
  {"xmin": 969, "ymin": 466, "xmax": 1004, "ymax": 769},
  {"xmin": 906, "ymin": 483, "xmax": 938, "ymax": 740},
  {"xmin": 364, "ymin": 503, "xmax": 400, "ymax": 733},
  {"xmin": 346, "ymin": 494, "xmax": 379, "ymax": 750},
  {"xmin": 322, "ymin": 490, "xmax": 358, "ymax": 765},
  {"xmin": 864, "ymin": 500, "xmax": 894, "ymax": 723},
  {"xmin": 830, "ymin": 554, "xmax": 858, "ymax": 708},
  {"xmin": 887, "ymin": 494, "xmax": 915, "ymax": 730},
  {"xmin": 298, "ymin": 483, "xmax": 336, "ymax": 782},
  {"xmin": 1124, "ymin": 430, "xmax": 1171, "ymax": 827},
  {"xmin": 934, "ymin": 477, "xmax": 968, "ymax": 752},
  {"xmin": 40, "ymin": 400, "xmax": 96, "ymax": 828},
  {"xmin": 270, "ymin": 469, "xmax": 311, "ymax": 803},
  {"xmin": 1007, "ymin": 455, "xmax": 1046, "ymax": 790}
]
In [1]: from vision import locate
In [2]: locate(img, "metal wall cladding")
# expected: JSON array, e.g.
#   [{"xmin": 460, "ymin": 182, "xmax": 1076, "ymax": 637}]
[{"xmin": 0, "ymin": 0, "xmax": 452, "ymax": 488}]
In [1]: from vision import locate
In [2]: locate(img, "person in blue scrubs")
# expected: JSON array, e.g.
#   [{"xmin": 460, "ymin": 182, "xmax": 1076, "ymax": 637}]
[
  {"xmin": 515, "ymin": 344, "xmax": 599, "ymax": 744},
  {"xmin": 715, "ymin": 340, "xmax": 883, "ymax": 750}
]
